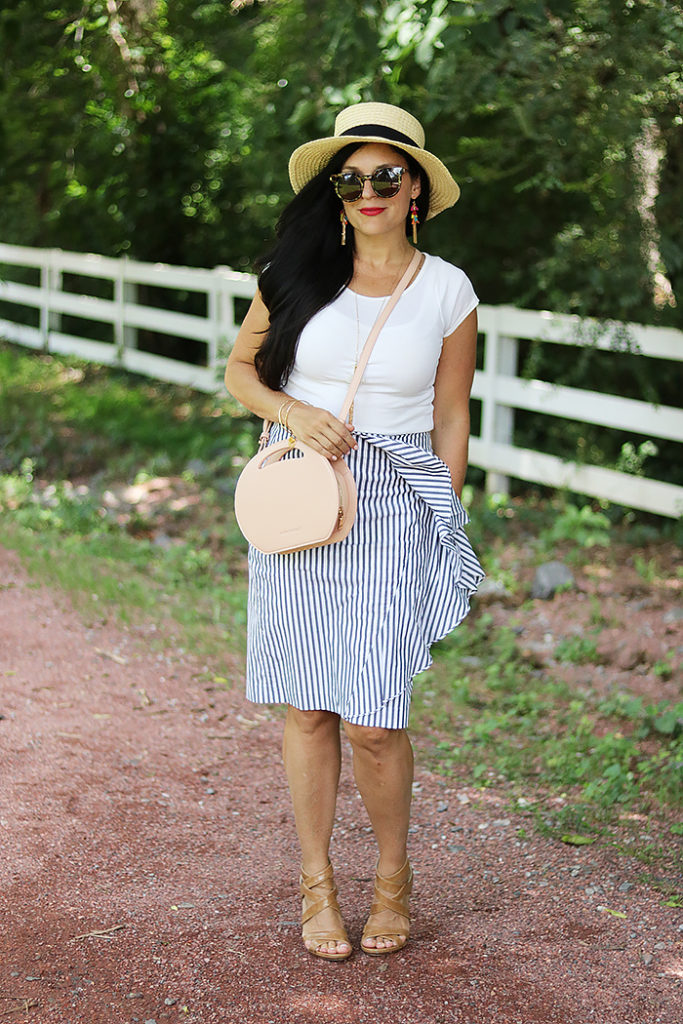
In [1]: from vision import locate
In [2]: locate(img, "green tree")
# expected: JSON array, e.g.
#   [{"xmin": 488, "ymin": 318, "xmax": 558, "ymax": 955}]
[{"xmin": 1, "ymin": 0, "xmax": 681, "ymax": 325}]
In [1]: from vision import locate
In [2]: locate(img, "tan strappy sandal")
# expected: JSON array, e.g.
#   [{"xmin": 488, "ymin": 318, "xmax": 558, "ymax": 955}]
[
  {"xmin": 300, "ymin": 861, "xmax": 352, "ymax": 962},
  {"xmin": 361, "ymin": 859, "xmax": 413, "ymax": 955}
]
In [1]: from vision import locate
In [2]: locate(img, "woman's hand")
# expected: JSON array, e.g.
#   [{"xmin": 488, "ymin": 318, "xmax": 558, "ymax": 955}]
[{"xmin": 287, "ymin": 403, "xmax": 356, "ymax": 461}]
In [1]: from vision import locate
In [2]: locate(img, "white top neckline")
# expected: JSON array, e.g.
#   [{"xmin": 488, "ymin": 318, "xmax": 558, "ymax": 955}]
[{"xmin": 347, "ymin": 251, "xmax": 427, "ymax": 300}]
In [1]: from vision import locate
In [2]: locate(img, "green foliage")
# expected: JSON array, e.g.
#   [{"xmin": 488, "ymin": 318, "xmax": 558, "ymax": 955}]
[
  {"xmin": 0, "ymin": 340, "xmax": 259, "ymax": 479},
  {"xmin": 554, "ymin": 634, "xmax": 599, "ymax": 665},
  {"xmin": 540, "ymin": 503, "xmax": 612, "ymax": 550},
  {"xmin": 0, "ymin": 0, "xmax": 681, "ymax": 326}
]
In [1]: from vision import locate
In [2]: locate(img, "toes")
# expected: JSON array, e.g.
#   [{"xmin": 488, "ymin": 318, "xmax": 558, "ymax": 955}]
[
  {"xmin": 362, "ymin": 934, "xmax": 403, "ymax": 950},
  {"xmin": 307, "ymin": 938, "xmax": 351, "ymax": 956}
]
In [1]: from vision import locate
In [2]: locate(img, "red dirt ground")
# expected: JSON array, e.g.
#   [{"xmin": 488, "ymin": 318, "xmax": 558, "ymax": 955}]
[{"xmin": 1, "ymin": 544, "xmax": 681, "ymax": 1024}]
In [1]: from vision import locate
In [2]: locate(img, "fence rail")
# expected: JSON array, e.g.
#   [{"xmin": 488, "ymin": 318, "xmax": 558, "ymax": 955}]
[{"xmin": 1, "ymin": 242, "xmax": 681, "ymax": 518}]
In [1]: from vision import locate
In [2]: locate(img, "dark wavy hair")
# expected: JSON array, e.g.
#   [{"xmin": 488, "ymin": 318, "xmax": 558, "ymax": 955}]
[{"xmin": 254, "ymin": 143, "xmax": 430, "ymax": 390}]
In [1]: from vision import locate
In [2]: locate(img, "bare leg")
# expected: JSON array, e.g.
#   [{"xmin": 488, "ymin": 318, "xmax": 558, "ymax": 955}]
[
  {"xmin": 282, "ymin": 706, "xmax": 350, "ymax": 957},
  {"xmin": 343, "ymin": 723, "xmax": 414, "ymax": 951}
]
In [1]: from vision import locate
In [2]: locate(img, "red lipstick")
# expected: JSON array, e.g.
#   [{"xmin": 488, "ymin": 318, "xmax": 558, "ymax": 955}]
[{"xmin": 360, "ymin": 208, "xmax": 385, "ymax": 216}]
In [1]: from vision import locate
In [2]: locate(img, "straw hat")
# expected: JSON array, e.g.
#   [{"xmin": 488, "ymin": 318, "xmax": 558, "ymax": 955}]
[{"xmin": 288, "ymin": 101, "xmax": 460, "ymax": 220}]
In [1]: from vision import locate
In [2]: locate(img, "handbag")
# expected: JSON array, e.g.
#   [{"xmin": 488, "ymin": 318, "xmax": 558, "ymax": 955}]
[{"xmin": 234, "ymin": 251, "xmax": 420, "ymax": 555}]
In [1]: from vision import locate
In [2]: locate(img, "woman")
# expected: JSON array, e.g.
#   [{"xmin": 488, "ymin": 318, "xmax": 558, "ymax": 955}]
[{"xmin": 225, "ymin": 101, "xmax": 483, "ymax": 961}]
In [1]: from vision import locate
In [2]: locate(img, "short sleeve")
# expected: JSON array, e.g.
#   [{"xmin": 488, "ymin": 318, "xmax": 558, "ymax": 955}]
[{"xmin": 440, "ymin": 261, "xmax": 479, "ymax": 337}]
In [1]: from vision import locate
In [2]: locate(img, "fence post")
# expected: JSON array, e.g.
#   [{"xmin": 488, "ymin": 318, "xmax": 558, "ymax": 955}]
[
  {"xmin": 481, "ymin": 320, "xmax": 518, "ymax": 496},
  {"xmin": 40, "ymin": 249, "xmax": 62, "ymax": 349},
  {"xmin": 114, "ymin": 256, "xmax": 137, "ymax": 361},
  {"xmin": 212, "ymin": 266, "xmax": 236, "ymax": 378},
  {"xmin": 207, "ymin": 268, "xmax": 222, "ymax": 378}
]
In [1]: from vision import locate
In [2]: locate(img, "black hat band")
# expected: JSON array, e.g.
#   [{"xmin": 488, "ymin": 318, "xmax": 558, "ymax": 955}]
[{"xmin": 340, "ymin": 124, "xmax": 419, "ymax": 149}]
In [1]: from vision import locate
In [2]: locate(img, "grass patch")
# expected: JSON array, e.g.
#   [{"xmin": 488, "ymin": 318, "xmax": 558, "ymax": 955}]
[{"xmin": 413, "ymin": 613, "xmax": 683, "ymax": 860}]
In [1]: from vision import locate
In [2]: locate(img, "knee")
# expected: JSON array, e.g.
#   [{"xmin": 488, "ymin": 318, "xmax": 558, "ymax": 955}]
[
  {"xmin": 343, "ymin": 722, "xmax": 400, "ymax": 757},
  {"xmin": 286, "ymin": 706, "xmax": 340, "ymax": 738}
]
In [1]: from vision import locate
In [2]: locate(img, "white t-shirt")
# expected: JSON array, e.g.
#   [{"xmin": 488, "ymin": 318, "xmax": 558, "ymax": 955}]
[{"xmin": 286, "ymin": 253, "xmax": 478, "ymax": 433}]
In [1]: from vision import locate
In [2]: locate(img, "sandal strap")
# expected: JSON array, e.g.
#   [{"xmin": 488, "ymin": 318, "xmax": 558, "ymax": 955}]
[
  {"xmin": 300, "ymin": 861, "xmax": 350, "ymax": 954},
  {"xmin": 367, "ymin": 891, "xmax": 410, "ymax": 918},
  {"xmin": 372, "ymin": 861, "xmax": 413, "ymax": 912},
  {"xmin": 362, "ymin": 916, "xmax": 409, "ymax": 941},
  {"xmin": 301, "ymin": 861, "xmax": 335, "ymax": 891},
  {"xmin": 301, "ymin": 886, "xmax": 341, "ymax": 925},
  {"xmin": 362, "ymin": 860, "xmax": 413, "ymax": 940},
  {"xmin": 300, "ymin": 861, "xmax": 343, "ymax": 927},
  {"xmin": 304, "ymin": 923, "xmax": 350, "ymax": 944}
]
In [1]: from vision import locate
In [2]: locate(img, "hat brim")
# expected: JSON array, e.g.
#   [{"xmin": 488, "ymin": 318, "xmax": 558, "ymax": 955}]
[{"xmin": 288, "ymin": 135, "xmax": 460, "ymax": 220}]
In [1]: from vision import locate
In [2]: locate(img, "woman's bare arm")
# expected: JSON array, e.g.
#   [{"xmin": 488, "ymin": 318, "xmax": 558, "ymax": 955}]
[{"xmin": 431, "ymin": 309, "xmax": 477, "ymax": 497}]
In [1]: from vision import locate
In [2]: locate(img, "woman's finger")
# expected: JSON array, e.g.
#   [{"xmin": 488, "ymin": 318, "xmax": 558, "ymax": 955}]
[{"xmin": 288, "ymin": 407, "xmax": 355, "ymax": 458}]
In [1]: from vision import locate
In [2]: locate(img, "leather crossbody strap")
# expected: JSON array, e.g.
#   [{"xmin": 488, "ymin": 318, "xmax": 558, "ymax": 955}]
[{"xmin": 257, "ymin": 249, "xmax": 420, "ymax": 448}]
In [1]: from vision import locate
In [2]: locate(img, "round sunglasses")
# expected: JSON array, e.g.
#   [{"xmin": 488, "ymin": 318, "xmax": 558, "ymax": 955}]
[{"xmin": 329, "ymin": 165, "xmax": 406, "ymax": 203}]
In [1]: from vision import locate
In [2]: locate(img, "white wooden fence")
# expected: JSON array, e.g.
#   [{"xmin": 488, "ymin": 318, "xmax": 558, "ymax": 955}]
[{"xmin": 1, "ymin": 242, "xmax": 681, "ymax": 518}]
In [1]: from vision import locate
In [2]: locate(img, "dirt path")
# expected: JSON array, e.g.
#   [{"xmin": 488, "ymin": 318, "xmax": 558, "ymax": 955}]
[{"xmin": 1, "ymin": 544, "xmax": 681, "ymax": 1024}]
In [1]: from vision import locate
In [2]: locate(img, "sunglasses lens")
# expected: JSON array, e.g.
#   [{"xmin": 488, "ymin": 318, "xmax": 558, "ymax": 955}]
[
  {"xmin": 333, "ymin": 173, "xmax": 363, "ymax": 202},
  {"xmin": 331, "ymin": 167, "xmax": 404, "ymax": 202},
  {"xmin": 372, "ymin": 167, "xmax": 403, "ymax": 198}
]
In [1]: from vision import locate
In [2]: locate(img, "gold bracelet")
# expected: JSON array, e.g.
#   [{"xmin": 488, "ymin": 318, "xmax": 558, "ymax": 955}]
[
  {"xmin": 277, "ymin": 399, "xmax": 289, "ymax": 426},
  {"xmin": 282, "ymin": 400, "xmax": 300, "ymax": 431}
]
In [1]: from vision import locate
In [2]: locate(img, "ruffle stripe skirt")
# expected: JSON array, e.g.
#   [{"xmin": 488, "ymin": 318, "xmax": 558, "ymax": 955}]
[{"xmin": 245, "ymin": 429, "xmax": 484, "ymax": 728}]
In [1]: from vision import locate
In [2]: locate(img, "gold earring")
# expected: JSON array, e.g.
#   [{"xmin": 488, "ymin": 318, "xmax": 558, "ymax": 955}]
[{"xmin": 340, "ymin": 211, "xmax": 348, "ymax": 246}]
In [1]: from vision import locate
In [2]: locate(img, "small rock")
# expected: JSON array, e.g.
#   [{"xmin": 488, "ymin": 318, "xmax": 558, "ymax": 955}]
[
  {"xmin": 164, "ymin": 998, "xmax": 178, "ymax": 1006},
  {"xmin": 492, "ymin": 819, "xmax": 510, "ymax": 827},
  {"xmin": 520, "ymin": 642, "xmax": 552, "ymax": 667},
  {"xmin": 474, "ymin": 578, "xmax": 511, "ymax": 604},
  {"xmin": 616, "ymin": 647, "xmax": 647, "ymax": 671},
  {"xmin": 654, "ymin": 942, "xmax": 667, "ymax": 950},
  {"xmin": 127, "ymin": 992, "xmax": 144, "ymax": 999},
  {"xmin": 437, "ymin": 802, "xmax": 449, "ymax": 812},
  {"xmin": 618, "ymin": 881, "xmax": 633, "ymax": 893},
  {"xmin": 642, "ymin": 952, "xmax": 653, "ymax": 965},
  {"xmin": 531, "ymin": 561, "xmax": 575, "ymax": 600},
  {"xmin": 663, "ymin": 608, "xmax": 683, "ymax": 624}
]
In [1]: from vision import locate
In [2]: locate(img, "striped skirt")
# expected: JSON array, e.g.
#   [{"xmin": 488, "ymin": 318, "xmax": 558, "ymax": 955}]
[{"xmin": 245, "ymin": 428, "xmax": 484, "ymax": 729}]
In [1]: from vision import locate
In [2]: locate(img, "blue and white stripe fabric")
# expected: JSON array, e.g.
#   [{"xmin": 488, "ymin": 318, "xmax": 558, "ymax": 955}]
[{"xmin": 245, "ymin": 426, "xmax": 484, "ymax": 729}]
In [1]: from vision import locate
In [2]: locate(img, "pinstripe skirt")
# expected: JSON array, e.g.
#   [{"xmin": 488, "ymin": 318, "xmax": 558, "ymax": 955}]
[{"xmin": 245, "ymin": 428, "xmax": 484, "ymax": 729}]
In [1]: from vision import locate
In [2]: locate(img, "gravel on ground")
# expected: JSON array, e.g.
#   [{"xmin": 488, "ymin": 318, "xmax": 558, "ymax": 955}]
[{"xmin": 1, "ymin": 545, "xmax": 681, "ymax": 1024}]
